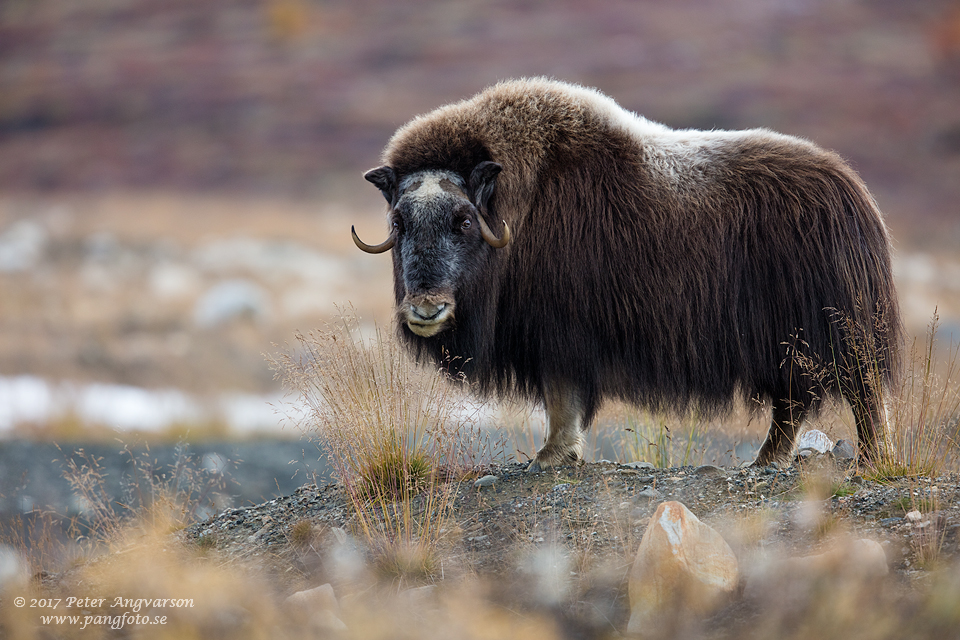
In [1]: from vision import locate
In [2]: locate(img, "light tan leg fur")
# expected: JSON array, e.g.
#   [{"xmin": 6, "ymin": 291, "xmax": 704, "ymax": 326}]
[{"xmin": 527, "ymin": 382, "xmax": 585, "ymax": 472}]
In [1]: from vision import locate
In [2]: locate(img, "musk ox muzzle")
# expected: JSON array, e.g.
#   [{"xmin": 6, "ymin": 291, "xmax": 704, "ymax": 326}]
[{"xmin": 401, "ymin": 293, "xmax": 456, "ymax": 337}]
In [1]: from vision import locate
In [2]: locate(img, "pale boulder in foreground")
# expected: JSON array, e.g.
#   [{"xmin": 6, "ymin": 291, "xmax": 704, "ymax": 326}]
[
  {"xmin": 283, "ymin": 583, "xmax": 347, "ymax": 633},
  {"xmin": 743, "ymin": 537, "xmax": 888, "ymax": 609},
  {"xmin": 627, "ymin": 501, "xmax": 739, "ymax": 635}
]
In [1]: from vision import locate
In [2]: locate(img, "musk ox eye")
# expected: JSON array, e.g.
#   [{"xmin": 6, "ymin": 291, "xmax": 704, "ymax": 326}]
[{"xmin": 460, "ymin": 218, "xmax": 472, "ymax": 231}]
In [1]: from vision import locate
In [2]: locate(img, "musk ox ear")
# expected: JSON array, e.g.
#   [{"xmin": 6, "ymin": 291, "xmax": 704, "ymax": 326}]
[
  {"xmin": 364, "ymin": 166, "xmax": 397, "ymax": 204},
  {"xmin": 469, "ymin": 161, "xmax": 502, "ymax": 210}
]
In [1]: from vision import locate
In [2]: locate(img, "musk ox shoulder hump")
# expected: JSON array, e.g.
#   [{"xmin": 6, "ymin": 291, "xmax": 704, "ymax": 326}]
[{"xmin": 385, "ymin": 78, "xmax": 831, "ymax": 194}]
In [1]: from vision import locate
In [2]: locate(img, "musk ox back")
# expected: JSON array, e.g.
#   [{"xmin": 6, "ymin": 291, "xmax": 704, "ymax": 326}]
[{"xmin": 352, "ymin": 78, "xmax": 902, "ymax": 471}]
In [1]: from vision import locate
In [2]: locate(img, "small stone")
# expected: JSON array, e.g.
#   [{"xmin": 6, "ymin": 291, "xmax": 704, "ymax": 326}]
[
  {"xmin": 627, "ymin": 501, "xmax": 738, "ymax": 634},
  {"xmin": 694, "ymin": 465, "xmax": 726, "ymax": 477},
  {"xmin": 880, "ymin": 517, "xmax": 903, "ymax": 526},
  {"xmin": 905, "ymin": 510, "xmax": 923, "ymax": 523},
  {"xmin": 622, "ymin": 461, "xmax": 656, "ymax": 471},
  {"xmin": 473, "ymin": 475, "xmax": 498, "ymax": 488},
  {"xmin": 833, "ymin": 439, "xmax": 856, "ymax": 460},
  {"xmin": 637, "ymin": 487, "xmax": 661, "ymax": 500}
]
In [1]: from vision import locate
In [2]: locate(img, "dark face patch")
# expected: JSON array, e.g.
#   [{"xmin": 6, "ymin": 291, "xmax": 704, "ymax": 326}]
[{"xmin": 438, "ymin": 177, "xmax": 465, "ymax": 196}]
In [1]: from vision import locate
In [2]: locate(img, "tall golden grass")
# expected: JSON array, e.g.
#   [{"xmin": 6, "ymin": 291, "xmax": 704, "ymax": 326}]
[
  {"xmin": 872, "ymin": 312, "xmax": 960, "ymax": 479},
  {"xmin": 270, "ymin": 310, "xmax": 497, "ymax": 584}
]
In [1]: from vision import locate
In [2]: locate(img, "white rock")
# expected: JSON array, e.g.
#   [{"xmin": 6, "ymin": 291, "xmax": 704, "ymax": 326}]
[
  {"xmin": 627, "ymin": 501, "xmax": 739, "ymax": 634},
  {"xmin": 521, "ymin": 544, "xmax": 571, "ymax": 606},
  {"xmin": 797, "ymin": 429, "xmax": 834, "ymax": 454},
  {"xmin": 0, "ymin": 219, "xmax": 47, "ymax": 272},
  {"xmin": 149, "ymin": 262, "xmax": 201, "ymax": 299},
  {"xmin": 193, "ymin": 279, "xmax": 271, "ymax": 327},
  {"xmin": 0, "ymin": 545, "xmax": 29, "ymax": 590}
]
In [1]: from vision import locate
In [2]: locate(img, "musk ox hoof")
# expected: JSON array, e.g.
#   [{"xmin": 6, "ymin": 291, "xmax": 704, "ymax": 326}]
[
  {"xmin": 750, "ymin": 456, "xmax": 784, "ymax": 469},
  {"xmin": 526, "ymin": 448, "xmax": 582, "ymax": 473}
]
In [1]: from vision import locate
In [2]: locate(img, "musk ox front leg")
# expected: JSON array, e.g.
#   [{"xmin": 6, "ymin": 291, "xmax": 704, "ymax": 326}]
[{"xmin": 527, "ymin": 383, "xmax": 585, "ymax": 473}]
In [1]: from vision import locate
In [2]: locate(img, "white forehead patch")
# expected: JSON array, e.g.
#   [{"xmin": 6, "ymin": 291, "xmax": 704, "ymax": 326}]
[{"xmin": 399, "ymin": 171, "xmax": 467, "ymax": 216}]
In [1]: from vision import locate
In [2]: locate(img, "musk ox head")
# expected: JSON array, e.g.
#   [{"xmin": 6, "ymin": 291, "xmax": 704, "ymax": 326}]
[{"xmin": 352, "ymin": 160, "xmax": 511, "ymax": 338}]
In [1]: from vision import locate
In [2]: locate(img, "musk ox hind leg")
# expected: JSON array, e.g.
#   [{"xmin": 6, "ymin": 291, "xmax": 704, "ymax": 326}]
[
  {"xmin": 846, "ymin": 389, "xmax": 889, "ymax": 464},
  {"xmin": 526, "ymin": 383, "xmax": 586, "ymax": 473},
  {"xmin": 754, "ymin": 399, "xmax": 808, "ymax": 467}
]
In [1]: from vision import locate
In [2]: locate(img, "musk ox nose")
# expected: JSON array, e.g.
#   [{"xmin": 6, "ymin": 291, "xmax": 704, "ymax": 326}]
[
  {"xmin": 403, "ymin": 295, "xmax": 455, "ymax": 337},
  {"xmin": 410, "ymin": 302, "xmax": 446, "ymax": 321}
]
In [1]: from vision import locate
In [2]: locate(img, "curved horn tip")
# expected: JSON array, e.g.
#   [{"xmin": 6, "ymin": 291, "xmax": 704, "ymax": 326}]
[
  {"xmin": 351, "ymin": 225, "xmax": 395, "ymax": 254},
  {"xmin": 497, "ymin": 221, "xmax": 511, "ymax": 247},
  {"xmin": 480, "ymin": 219, "xmax": 511, "ymax": 249}
]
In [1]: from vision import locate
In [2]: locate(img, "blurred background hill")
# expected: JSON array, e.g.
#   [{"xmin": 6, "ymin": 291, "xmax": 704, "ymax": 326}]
[
  {"xmin": 1, "ymin": 0, "xmax": 959, "ymax": 435},
  {"xmin": 2, "ymin": 1, "xmax": 960, "ymax": 205}
]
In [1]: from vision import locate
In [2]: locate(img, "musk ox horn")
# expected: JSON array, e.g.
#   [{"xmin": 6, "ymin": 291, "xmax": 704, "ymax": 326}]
[
  {"xmin": 351, "ymin": 225, "xmax": 395, "ymax": 254},
  {"xmin": 477, "ymin": 213, "xmax": 511, "ymax": 248}
]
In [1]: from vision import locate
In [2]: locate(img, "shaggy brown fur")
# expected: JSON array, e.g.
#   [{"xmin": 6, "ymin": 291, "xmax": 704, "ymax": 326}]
[{"xmin": 356, "ymin": 78, "xmax": 902, "ymax": 470}]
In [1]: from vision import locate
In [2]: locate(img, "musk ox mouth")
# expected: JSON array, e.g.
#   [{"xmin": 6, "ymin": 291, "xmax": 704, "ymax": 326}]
[{"xmin": 403, "ymin": 295, "xmax": 455, "ymax": 337}]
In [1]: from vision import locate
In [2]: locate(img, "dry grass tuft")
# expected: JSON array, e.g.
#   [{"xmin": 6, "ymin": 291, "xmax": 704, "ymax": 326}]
[
  {"xmin": 868, "ymin": 311, "xmax": 960, "ymax": 480},
  {"xmin": 614, "ymin": 407, "xmax": 708, "ymax": 468},
  {"xmin": 270, "ymin": 309, "xmax": 494, "ymax": 583}
]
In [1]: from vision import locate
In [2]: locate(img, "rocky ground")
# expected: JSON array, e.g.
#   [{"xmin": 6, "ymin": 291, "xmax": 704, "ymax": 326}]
[{"xmin": 174, "ymin": 453, "xmax": 959, "ymax": 635}]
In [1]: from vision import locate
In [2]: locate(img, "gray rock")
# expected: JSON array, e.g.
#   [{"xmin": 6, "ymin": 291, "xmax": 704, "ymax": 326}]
[
  {"xmin": 637, "ymin": 487, "xmax": 662, "ymax": 500},
  {"xmin": 622, "ymin": 461, "xmax": 656, "ymax": 471},
  {"xmin": 473, "ymin": 474, "xmax": 498, "ymax": 488},
  {"xmin": 833, "ymin": 439, "xmax": 856, "ymax": 460},
  {"xmin": 694, "ymin": 464, "xmax": 726, "ymax": 477}
]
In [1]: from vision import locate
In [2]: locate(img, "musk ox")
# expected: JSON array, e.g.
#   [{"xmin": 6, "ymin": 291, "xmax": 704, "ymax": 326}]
[{"xmin": 352, "ymin": 78, "xmax": 902, "ymax": 471}]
